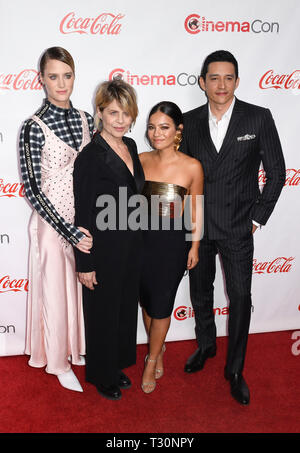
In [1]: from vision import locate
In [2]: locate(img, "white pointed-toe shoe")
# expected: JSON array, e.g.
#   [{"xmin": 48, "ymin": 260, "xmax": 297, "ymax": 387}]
[
  {"xmin": 57, "ymin": 369, "xmax": 83, "ymax": 392},
  {"xmin": 68, "ymin": 355, "xmax": 86, "ymax": 366}
]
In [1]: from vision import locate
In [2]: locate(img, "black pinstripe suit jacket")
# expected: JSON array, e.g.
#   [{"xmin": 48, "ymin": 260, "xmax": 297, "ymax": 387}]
[{"xmin": 182, "ymin": 98, "xmax": 286, "ymax": 240}]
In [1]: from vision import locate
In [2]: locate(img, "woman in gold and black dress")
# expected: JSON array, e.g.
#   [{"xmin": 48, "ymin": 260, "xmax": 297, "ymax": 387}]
[{"xmin": 139, "ymin": 101, "xmax": 204, "ymax": 393}]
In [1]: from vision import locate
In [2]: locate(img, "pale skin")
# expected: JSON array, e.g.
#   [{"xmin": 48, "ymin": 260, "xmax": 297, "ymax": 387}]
[
  {"xmin": 199, "ymin": 60, "xmax": 257, "ymax": 233},
  {"xmin": 139, "ymin": 111, "xmax": 204, "ymax": 392},
  {"xmin": 40, "ymin": 58, "xmax": 93, "ymax": 254},
  {"xmin": 78, "ymin": 99, "xmax": 134, "ymax": 290}
]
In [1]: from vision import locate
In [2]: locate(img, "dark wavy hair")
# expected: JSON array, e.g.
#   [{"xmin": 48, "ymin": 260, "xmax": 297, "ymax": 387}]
[
  {"xmin": 200, "ymin": 50, "xmax": 239, "ymax": 80},
  {"xmin": 146, "ymin": 101, "xmax": 183, "ymax": 147}
]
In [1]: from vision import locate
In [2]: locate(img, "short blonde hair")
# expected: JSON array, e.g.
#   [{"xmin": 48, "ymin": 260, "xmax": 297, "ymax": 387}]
[{"xmin": 95, "ymin": 79, "xmax": 138, "ymax": 130}]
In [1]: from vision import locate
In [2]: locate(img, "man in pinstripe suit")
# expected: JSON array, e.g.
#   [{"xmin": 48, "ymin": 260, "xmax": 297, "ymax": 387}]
[{"xmin": 182, "ymin": 50, "xmax": 285, "ymax": 405}]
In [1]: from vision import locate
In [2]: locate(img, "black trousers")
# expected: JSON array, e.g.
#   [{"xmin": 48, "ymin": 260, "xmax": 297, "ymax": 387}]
[{"xmin": 189, "ymin": 233, "xmax": 254, "ymax": 375}]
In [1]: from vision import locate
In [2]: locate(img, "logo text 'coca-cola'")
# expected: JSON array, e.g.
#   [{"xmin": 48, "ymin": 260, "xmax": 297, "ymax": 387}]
[
  {"xmin": 253, "ymin": 257, "xmax": 294, "ymax": 274},
  {"xmin": 259, "ymin": 70, "xmax": 300, "ymax": 90},
  {"xmin": 0, "ymin": 276, "xmax": 28, "ymax": 293},
  {"xmin": 60, "ymin": 12, "xmax": 124, "ymax": 35},
  {"xmin": 0, "ymin": 70, "xmax": 43, "ymax": 91},
  {"xmin": 0, "ymin": 179, "xmax": 25, "ymax": 198},
  {"xmin": 259, "ymin": 169, "xmax": 300, "ymax": 187}
]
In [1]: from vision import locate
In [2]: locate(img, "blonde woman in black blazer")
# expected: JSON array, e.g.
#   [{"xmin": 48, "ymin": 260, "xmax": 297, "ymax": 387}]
[{"xmin": 73, "ymin": 80, "xmax": 144, "ymax": 401}]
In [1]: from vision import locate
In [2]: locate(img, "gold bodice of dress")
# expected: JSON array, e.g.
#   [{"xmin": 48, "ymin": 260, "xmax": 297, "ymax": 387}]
[{"xmin": 142, "ymin": 180, "xmax": 188, "ymax": 218}]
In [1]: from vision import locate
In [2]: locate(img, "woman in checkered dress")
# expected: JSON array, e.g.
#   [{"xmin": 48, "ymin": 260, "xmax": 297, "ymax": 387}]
[{"xmin": 19, "ymin": 47, "xmax": 94, "ymax": 392}]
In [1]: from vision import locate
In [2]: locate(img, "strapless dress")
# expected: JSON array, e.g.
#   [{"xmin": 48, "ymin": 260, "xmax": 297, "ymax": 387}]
[{"xmin": 139, "ymin": 181, "xmax": 190, "ymax": 319}]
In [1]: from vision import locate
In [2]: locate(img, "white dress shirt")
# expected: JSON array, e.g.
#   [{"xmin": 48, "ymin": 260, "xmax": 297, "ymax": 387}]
[
  {"xmin": 208, "ymin": 97, "xmax": 260, "ymax": 229},
  {"xmin": 208, "ymin": 97, "xmax": 235, "ymax": 152}
]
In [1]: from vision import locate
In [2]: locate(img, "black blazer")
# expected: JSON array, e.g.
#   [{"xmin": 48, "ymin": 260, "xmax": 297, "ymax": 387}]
[
  {"xmin": 182, "ymin": 98, "xmax": 286, "ymax": 240},
  {"xmin": 73, "ymin": 132, "xmax": 145, "ymax": 272}
]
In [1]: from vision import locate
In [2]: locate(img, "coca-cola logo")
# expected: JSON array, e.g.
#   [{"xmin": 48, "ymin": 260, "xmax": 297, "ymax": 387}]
[
  {"xmin": 184, "ymin": 14, "xmax": 279, "ymax": 34},
  {"xmin": 0, "ymin": 179, "xmax": 25, "ymax": 198},
  {"xmin": 174, "ymin": 305, "xmax": 228, "ymax": 321},
  {"xmin": 259, "ymin": 70, "xmax": 300, "ymax": 91},
  {"xmin": 0, "ymin": 275, "xmax": 29, "ymax": 293},
  {"xmin": 0, "ymin": 70, "xmax": 43, "ymax": 91},
  {"xmin": 109, "ymin": 68, "xmax": 198, "ymax": 87},
  {"xmin": 259, "ymin": 169, "xmax": 300, "ymax": 187},
  {"xmin": 60, "ymin": 12, "xmax": 124, "ymax": 35},
  {"xmin": 253, "ymin": 257, "xmax": 294, "ymax": 275}
]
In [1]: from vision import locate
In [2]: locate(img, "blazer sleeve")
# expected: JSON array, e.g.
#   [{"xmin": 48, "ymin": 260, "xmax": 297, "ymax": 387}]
[
  {"xmin": 252, "ymin": 109, "xmax": 286, "ymax": 225},
  {"xmin": 73, "ymin": 151, "xmax": 96, "ymax": 272},
  {"xmin": 180, "ymin": 116, "xmax": 192, "ymax": 157}
]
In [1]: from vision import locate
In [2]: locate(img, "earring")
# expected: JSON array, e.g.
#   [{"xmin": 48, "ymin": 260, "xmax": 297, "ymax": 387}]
[{"xmin": 174, "ymin": 130, "xmax": 182, "ymax": 152}]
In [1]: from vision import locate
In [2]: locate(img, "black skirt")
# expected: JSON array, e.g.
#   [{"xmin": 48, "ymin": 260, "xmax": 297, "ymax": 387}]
[{"xmin": 140, "ymin": 217, "xmax": 189, "ymax": 319}]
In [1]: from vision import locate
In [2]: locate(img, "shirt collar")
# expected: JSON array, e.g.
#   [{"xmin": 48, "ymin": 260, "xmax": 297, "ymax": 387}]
[
  {"xmin": 208, "ymin": 96, "xmax": 236, "ymax": 123},
  {"xmin": 44, "ymin": 98, "xmax": 75, "ymax": 116}
]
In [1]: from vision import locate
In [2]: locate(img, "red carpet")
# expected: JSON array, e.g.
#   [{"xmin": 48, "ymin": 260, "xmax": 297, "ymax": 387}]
[{"xmin": 0, "ymin": 330, "xmax": 299, "ymax": 434}]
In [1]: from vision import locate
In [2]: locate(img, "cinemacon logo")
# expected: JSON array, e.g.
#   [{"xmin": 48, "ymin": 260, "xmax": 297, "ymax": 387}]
[
  {"xmin": 174, "ymin": 306, "xmax": 228, "ymax": 321},
  {"xmin": 184, "ymin": 14, "xmax": 279, "ymax": 34},
  {"xmin": 109, "ymin": 68, "xmax": 198, "ymax": 87},
  {"xmin": 59, "ymin": 12, "xmax": 124, "ymax": 35},
  {"xmin": 0, "ymin": 325, "xmax": 15, "ymax": 334}
]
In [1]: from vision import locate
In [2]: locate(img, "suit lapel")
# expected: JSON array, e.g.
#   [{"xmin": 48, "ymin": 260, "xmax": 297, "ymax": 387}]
[
  {"xmin": 94, "ymin": 133, "xmax": 137, "ymax": 193},
  {"xmin": 198, "ymin": 104, "xmax": 219, "ymax": 160},
  {"xmin": 214, "ymin": 98, "xmax": 244, "ymax": 167},
  {"xmin": 128, "ymin": 142, "xmax": 145, "ymax": 194}
]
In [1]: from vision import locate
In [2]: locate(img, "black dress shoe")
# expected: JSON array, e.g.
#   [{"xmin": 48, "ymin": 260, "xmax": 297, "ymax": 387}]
[
  {"xmin": 184, "ymin": 346, "xmax": 216, "ymax": 373},
  {"xmin": 225, "ymin": 371, "xmax": 250, "ymax": 405},
  {"xmin": 118, "ymin": 371, "xmax": 132, "ymax": 389},
  {"xmin": 96, "ymin": 383, "xmax": 122, "ymax": 401}
]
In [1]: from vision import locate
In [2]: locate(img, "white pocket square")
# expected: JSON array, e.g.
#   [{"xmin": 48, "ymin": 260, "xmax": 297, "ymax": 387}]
[{"xmin": 237, "ymin": 134, "xmax": 256, "ymax": 142}]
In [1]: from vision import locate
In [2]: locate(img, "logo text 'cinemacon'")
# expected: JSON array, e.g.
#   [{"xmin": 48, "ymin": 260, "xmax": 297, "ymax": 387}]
[
  {"xmin": 185, "ymin": 14, "xmax": 279, "ymax": 34},
  {"xmin": 109, "ymin": 68, "xmax": 198, "ymax": 87},
  {"xmin": 60, "ymin": 12, "xmax": 124, "ymax": 35}
]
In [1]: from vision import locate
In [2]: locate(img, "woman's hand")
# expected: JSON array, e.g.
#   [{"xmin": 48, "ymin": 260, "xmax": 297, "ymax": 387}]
[
  {"xmin": 75, "ymin": 227, "xmax": 93, "ymax": 254},
  {"xmin": 78, "ymin": 271, "xmax": 98, "ymax": 290},
  {"xmin": 187, "ymin": 246, "xmax": 199, "ymax": 270}
]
